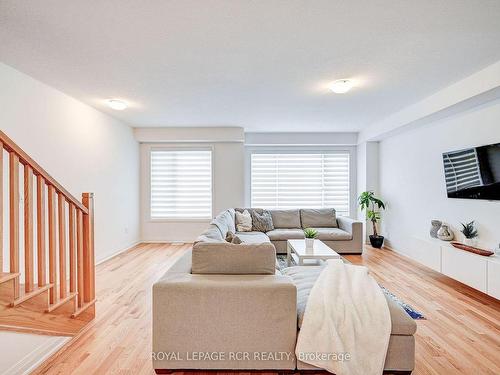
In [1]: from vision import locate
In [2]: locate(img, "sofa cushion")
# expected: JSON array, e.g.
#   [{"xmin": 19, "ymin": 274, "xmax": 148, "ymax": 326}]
[
  {"xmin": 251, "ymin": 210, "xmax": 274, "ymax": 232},
  {"xmin": 300, "ymin": 208, "xmax": 337, "ymax": 228},
  {"xmin": 235, "ymin": 210, "xmax": 252, "ymax": 232},
  {"xmin": 195, "ymin": 224, "xmax": 224, "ymax": 243},
  {"xmin": 191, "ymin": 242, "xmax": 276, "ymax": 275},
  {"xmin": 311, "ymin": 227, "xmax": 352, "ymax": 241},
  {"xmin": 235, "ymin": 231, "xmax": 271, "ymax": 244},
  {"xmin": 266, "ymin": 229, "xmax": 305, "ymax": 241},
  {"xmin": 211, "ymin": 209, "xmax": 236, "ymax": 238},
  {"xmin": 269, "ymin": 209, "xmax": 301, "ymax": 229},
  {"xmin": 281, "ymin": 266, "xmax": 322, "ymax": 328},
  {"xmin": 282, "ymin": 266, "xmax": 417, "ymax": 335}
]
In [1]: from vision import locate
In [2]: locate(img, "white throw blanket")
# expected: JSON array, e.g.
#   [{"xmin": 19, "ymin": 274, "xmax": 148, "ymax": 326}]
[{"xmin": 295, "ymin": 259, "xmax": 391, "ymax": 375}]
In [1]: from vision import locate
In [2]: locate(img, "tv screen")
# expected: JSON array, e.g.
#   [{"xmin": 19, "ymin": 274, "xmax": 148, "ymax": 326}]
[{"xmin": 443, "ymin": 142, "xmax": 500, "ymax": 200}]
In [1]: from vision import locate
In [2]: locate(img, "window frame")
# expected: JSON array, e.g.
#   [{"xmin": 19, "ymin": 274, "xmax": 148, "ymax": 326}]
[
  {"xmin": 148, "ymin": 145, "xmax": 214, "ymax": 222},
  {"xmin": 245, "ymin": 146, "xmax": 357, "ymax": 218}
]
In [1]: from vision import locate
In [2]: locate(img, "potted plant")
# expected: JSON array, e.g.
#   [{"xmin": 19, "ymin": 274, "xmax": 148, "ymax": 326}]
[
  {"xmin": 303, "ymin": 228, "xmax": 318, "ymax": 250},
  {"xmin": 460, "ymin": 221, "xmax": 478, "ymax": 246},
  {"xmin": 358, "ymin": 191, "xmax": 386, "ymax": 248}
]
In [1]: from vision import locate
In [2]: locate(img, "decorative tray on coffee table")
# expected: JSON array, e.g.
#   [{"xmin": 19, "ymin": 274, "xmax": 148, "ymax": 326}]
[{"xmin": 450, "ymin": 242, "xmax": 494, "ymax": 257}]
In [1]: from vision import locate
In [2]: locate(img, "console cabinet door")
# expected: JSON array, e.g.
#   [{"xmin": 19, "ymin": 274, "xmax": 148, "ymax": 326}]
[
  {"xmin": 441, "ymin": 246, "xmax": 487, "ymax": 292},
  {"xmin": 487, "ymin": 261, "xmax": 500, "ymax": 299}
]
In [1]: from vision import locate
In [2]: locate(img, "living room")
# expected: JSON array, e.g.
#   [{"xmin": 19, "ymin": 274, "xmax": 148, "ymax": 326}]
[{"xmin": 0, "ymin": 1, "xmax": 499, "ymax": 374}]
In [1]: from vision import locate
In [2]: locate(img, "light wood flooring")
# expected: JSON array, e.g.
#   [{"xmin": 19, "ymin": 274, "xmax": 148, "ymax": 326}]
[{"xmin": 31, "ymin": 243, "xmax": 500, "ymax": 375}]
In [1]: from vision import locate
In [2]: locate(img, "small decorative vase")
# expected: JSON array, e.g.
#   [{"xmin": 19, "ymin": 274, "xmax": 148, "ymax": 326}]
[
  {"xmin": 305, "ymin": 238, "xmax": 314, "ymax": 250},
  {"xmin": 430, "ymin": 220, "xmax": 442, "ymax": 238},
  {"xmin": 437, "ymin": 224, "xmax": 454, "ymax": 241}
]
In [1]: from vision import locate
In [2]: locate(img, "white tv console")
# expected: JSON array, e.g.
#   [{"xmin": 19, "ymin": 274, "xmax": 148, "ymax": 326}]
[{"xmin": 409, "ymin": 236, "xmax": 500, "ymax": 299}]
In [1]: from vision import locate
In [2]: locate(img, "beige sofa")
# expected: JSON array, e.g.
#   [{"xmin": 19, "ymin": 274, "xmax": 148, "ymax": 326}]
[
  {"xmin": 152, "ymin": 208, "xmax": 416, "ymax": 373},
  {"xmin": 153, "ymin": 249, "xmax": 416, "ymax": 373},
  {"xmin": 206, "ymin": 208, "xmax": 363, "ymax": 254}
]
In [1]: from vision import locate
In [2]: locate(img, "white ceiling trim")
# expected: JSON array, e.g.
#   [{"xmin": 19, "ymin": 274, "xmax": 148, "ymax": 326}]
[
  {"xmin": 359, "ymin": 60, "xmax": 500, "ymax": 143},
  {"xmin": 245, "ymin": 132, "xmax": 358, "ymax": 146},
  {"xmin": 134, "ymin": 127, "xmax": 245, "ymax": 143}
]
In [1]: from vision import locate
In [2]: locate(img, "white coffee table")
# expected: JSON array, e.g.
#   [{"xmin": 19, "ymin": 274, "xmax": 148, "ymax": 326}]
[{"xmin": 287, "ymin": 239, "xmax": 341, "ymax": 266}]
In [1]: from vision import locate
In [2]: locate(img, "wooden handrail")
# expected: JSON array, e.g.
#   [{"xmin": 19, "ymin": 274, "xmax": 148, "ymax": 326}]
[
  {"xmin": 0, "ymin": 130, "xmax": 88, "ymax": 214},
  {"xmin": 0, "ymin": 130, "xmax": 96, "ymax": 329}
]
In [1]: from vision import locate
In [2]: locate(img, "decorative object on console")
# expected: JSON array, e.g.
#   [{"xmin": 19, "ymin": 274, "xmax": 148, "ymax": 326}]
[
  {"xmin": 450, "ymin": 242, "xmax": 493, "ymax": 257},
  {"xmin": 250, "ymin": 209, "xmax": 274, "ymax": 232},
  {"xmin": 430, "ymin": 220, "xmax": 442, "ymax": 238},
  {"xmin": 358, "ymin": 191, "xmax": 386, "ymax": 248},
  {"xmin": 460, "ymin": 220, "xmax": 478, "ymax": 246},
  {"xmin": 437, "ymin": 223, "xmax": 454, "ymax": 241},
  {"xmin": 235, "ymin": 209, "xmax": 252, "ymax": 232},
  {"xmin": 303, "ymin": 228, "xmax": 318, "ymax": 249}
]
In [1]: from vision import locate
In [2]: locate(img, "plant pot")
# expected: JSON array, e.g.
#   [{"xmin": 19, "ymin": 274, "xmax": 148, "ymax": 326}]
[
  {"xmin": 369, "ymin": 235, "xmax": 384, "ymax": 248},
  {"xmin": 305, "ymin": 238, "xmax": 315, "ymax": 250}
]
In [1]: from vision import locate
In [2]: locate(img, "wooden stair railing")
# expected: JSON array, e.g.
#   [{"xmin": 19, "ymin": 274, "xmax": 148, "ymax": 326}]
[{"xmin": 0, "ymin": 130, "xmax": 95, "ymax": 326}]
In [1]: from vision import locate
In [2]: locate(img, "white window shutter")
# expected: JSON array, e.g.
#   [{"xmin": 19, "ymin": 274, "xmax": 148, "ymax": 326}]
[
  {"xmin": 251, "ymin": 153, "xmax": 350, "ymax": 216},
  {"xmin": 150, "ymin": 150, "xmax": 212, "ymax": 219}
]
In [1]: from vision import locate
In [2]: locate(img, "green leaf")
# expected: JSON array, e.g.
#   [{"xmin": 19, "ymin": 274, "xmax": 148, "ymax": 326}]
[{"xmin": 303, "ymin": 228, "xmax": 318, "ymax": 238}]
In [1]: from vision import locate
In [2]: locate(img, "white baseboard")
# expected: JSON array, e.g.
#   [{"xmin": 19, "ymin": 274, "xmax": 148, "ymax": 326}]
[
  {"xmin": 95, "ymin": 240, "xmax": 141, "ymax": 265},
  {"xmin": 141, "ymin": 240, "xmax": 194, "ymax": 244}
]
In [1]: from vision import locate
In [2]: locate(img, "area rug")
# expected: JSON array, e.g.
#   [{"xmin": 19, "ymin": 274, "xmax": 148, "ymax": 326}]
[{"xmin": 276, "ymin": 255, "xmax": 425, "ymax": 320}]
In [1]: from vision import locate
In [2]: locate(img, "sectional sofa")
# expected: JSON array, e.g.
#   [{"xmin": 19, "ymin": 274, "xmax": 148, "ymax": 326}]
[
  {"xmin": 152, "ymin": 208, "xmax": 416, "ymax": 373},
  {"xmin": 200, "ymin": 208, "xmax": 363, "ymax": 254}
]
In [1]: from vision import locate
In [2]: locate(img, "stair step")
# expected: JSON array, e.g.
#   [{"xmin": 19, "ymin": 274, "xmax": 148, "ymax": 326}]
[
  {"xmin": 46, "ymin": 292, "xmax": 77, "ymax": 313},
  {"xmin": 10, "ymin": 284, "xmax": 52, "ymax": 307},
  {"xmin": 72, "ymin": 299, "xmax": 96, "ymax": 318},
  {"xmin": 0, "ymin": 272, "xmax": 20, "ymax": 285}
]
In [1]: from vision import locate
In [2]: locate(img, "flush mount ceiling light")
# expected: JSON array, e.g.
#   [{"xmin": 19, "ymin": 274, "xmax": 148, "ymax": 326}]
[
  {"xmin": 329, "ymin": 79, "xmax": 354, "ymax": 94},
  {"xmin": 107, "ymin": 99, "xmax": 128, "ymax": 110}
]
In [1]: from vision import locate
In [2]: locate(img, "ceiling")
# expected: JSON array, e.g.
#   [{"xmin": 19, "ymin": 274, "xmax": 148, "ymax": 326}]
[{"xmin": 1, "ymin": 1, "xmax": 500, "ymax": 132}]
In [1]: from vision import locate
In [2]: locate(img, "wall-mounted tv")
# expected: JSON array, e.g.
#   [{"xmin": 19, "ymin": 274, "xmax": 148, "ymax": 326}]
[{"xmin": 443, "ymin": 142, "xmax": 500, "ymax": 200}]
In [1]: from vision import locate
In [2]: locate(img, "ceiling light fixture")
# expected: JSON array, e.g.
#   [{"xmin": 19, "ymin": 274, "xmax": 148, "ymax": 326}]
[
  {"xmin": 329, "ymin": 79, "xmax": 354, "ymax": 94},
  {"xmin": 107, "ymin": 99, "xmax": 128, "ymax": 110}
]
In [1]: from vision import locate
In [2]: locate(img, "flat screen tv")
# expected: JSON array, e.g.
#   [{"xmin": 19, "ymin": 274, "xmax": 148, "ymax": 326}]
[{"xmin": 443, "ymin": 142, "xmax": 500, "ymax": 200}]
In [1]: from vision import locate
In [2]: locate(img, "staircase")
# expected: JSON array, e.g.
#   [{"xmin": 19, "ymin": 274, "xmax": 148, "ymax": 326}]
[{"xmin": 0, "ymin": 130, "xmax": 95, "ymax": 336}]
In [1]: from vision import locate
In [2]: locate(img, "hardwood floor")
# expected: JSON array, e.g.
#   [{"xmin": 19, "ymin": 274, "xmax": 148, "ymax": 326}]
[{"xmin": 32, "ymin": 243, "xmax": 500, "ymax": 375}]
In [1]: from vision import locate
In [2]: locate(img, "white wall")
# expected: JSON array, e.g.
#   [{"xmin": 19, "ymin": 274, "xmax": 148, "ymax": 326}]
[
  {"xmin": 378, "ymin": 99, "xmax": 500, "ymax": 257},
  {"xmin": 137, "ymin": 128, "xmax": 245, "ymax": 242},
  {"xmin": 357, "ymin": 141, "xmax": 379, "ymax": 240},
  {"xmin": 0, "ymin": 63, "xmax": 140, "ymax": 263}
]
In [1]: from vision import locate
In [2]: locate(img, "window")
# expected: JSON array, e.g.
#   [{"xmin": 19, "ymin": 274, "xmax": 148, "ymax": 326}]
[
  {"xmin": 150, "ymin": 149, "xmax": 212, "ymax": 219},
  {"xmin": 250, "ymin": 152, "xmax": 350, "ymax": 216}
]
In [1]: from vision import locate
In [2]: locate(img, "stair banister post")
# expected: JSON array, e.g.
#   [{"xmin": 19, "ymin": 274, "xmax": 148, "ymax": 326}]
[{"xmin": 82, "ymin": 193, "xmax": 95, "ymax": 303}]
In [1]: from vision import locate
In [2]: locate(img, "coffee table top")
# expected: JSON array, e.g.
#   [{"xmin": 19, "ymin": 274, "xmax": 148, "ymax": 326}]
[{"xmin": 287, "ymin": 239, "xmax": 340, "ymax": 258}]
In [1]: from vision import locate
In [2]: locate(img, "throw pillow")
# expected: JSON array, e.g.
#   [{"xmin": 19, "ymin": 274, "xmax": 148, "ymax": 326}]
[
  {"xmin": 235, "ymin": 210, "xmax": 252, "ymax": 232},
  {"xmin": 251, "ymin": 210, "xmax": 274, "ymax": 232},
  {"xmin": 231, "ymin": 235, "xmax": 242, "ymax": 244},
  {"xmin": 225, "ymin": 231, "xmax": 235, "ymax": 243}
]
